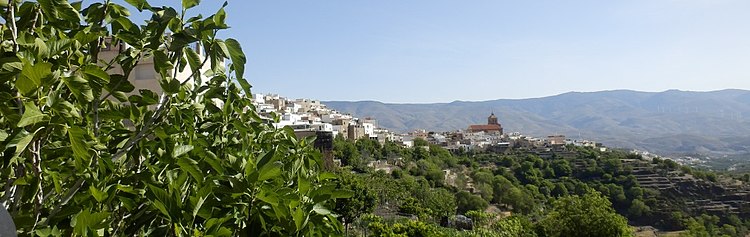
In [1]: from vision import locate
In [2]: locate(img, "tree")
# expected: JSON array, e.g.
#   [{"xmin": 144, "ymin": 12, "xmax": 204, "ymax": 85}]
[
  {"xmin": 538, "ymin": 189, "xmax": 632, "ymax": 237},
  {"xmin": 334, "ymin": 136, "xmax": 362, "ymax": 167},
  {"xmin": 552, "ymin": 159, "xmax": 572, "ymax": 177},
  {"xmin": 421, "ymin": 188, "xmax": 456, "ymax": 220},
  {"xmin": 334, "ymin": 173, "xmax": 377, "ymax": 233},
  {"xmin": 456, "ymin": 191, "xmax": 489, "ymax": 214},
  {"xmin": 627, "ymin": 199, "xmax": 650, "ymax": 218},
  {"xmin": 413, "ymin": 138, "xmax": 429, "ymax": 147},
  {"xmin": 0, "ymin": 0, "xmax": 347, "ymax": 235},
  {"xmin": 551, "ymin": 182, "xmax": 569, "ymax": 197}
]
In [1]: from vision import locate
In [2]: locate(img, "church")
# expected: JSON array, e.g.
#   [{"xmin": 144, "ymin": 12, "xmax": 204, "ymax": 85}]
[{"xmin": 467, "ymin": 113, "xmax": 503, "ymax": 134}]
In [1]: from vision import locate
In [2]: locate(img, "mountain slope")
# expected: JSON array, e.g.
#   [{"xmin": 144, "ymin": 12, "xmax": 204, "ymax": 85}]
[{"xmin": 325, "ymin": 89, "xmax": 750, "ymax": 155}]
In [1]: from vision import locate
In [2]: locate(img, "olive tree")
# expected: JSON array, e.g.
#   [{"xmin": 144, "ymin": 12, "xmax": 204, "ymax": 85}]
[{"xmin": 0, "ymin": 0, "xmax": 348, "ymax": 235}]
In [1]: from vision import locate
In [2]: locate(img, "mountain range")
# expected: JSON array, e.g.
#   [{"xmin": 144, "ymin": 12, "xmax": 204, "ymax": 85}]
[{"xmin": 324, "ymin": 89, "xmax": 750, "ymax": 156}]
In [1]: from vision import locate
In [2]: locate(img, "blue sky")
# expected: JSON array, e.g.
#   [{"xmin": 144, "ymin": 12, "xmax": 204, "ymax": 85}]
[{"xmin": 146, "ymin": 1, "xmax": 750, "ymax": 102}]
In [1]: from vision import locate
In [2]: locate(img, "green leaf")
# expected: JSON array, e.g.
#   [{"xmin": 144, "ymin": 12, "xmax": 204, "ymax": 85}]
[
  {"xmin": 123, "ymin": 0, "xmax": 150, "ymax": 11},
  {"xmin": 47, "ymin": 38, "xmax": 74, "ymax": 57},
  {"xmin": 170, "ymin": 32, "xmax": 199, "ymax": 51},
  {"xmin": 293, "ymin": 207, "xmax": 306, "ymax": 231},
  {"xmin": 54, "ymin": 0, "xmax": 81, "ymax": 22},
  {"xmin": 147, "ymin": 184, "xmax": 179, "ymax": 220},
  {"xmin": 172, "ymin": 144, "xmax": 193, "ymax": 157},
  {"xmin": 256, "ymin": 149, "xmax": 276, "ymax": 169},
  {"xmin": 63, "ymin": 75, "xmax": 94, "ymax": 102},
  {"xmin": 0, "ymin": 56, "xmax": 22, "ymax": 76},
  {"xmin": 225, "ymin": 38, "xmax": 246, "ymax": 79},
  {"xmin": 17, "ymin": 102, "xmax": 49, "ymax": 127},
  {"xmin": 192, "ymin": 195, "xmax": 206, "ymax": 218},
  {"xmin": 236, "ymin": 79, "xmax": 252, "ymax": 97},
  {"xmin": 203, "ymin": 151, "xmax": 225, "ymax": 175},
  {"xmin": 33, "ymin": 38, "xmax": 50, "ymax": 59},
  {"xmin": 72, "ymin": 210, "xmax": 109, "ymax": 235},
  {"xmin": 8, "ymin": 130, "xmax": 37, "ymax": 159},
  {"xmin": 212, "ymin": 7, "xmax": 226, "ymax": 27},
  {"xmin": 177, "ymin": 157, "xmax": 204, "ymax": 182},
  {"xmin": 68, "ymin": 126, "xmax": 91, "ymax": 163},
  {"xmin": 255, "ymin": 191, "xmax": 279, "ymax": 206},
  {"xmin": 38, "ymin": 0, "xmax": 81, "ymax": 23},
  {"xmin": 258, "ymin": 162, "xmax": 282, "ymax": 181},
  {"xmin": 106, "ymin": 74, "xmax": 135, "ymax": 93},
  {"xmin": 82, "ymin": 64, "xmax": 110, "ymax": 83},
  {"xmin": 34, "ymin": 226, "xmax": 62, "ymax": 237},
  {"xmin": 298, "ymin": 175, "xmax": 311, "ymax": 194},
  {"xmin": 17, "ymin": 61, "xmax": 52, "ymax": 95},
  {"xmin": 89, "ymin": 186, "xmax": 108, "ymax": 203},
  {"xmin": 312, "ymin": 203, "xmax": 331, "ymax": 215},
  {"xmin": 184, "ymin": 47, "xmax": 201, "ymax": 74},
  {"xmin": 0, "ymin": 130, "xmax": 8, "ymax": 142},
  {"xmin": 116, "ymin": 184, "xmax": 139, "ymax": 195},
  {"xmin": 182, "ymin": 0, "xmax": 200, "ymax": 10},
  {"xmin": 152, "ymin": 50, "xmax": 173, "ymax": 78},
  {"xmin": 159, "ymin": 77, "xmax": 181, "ymax": 94}
]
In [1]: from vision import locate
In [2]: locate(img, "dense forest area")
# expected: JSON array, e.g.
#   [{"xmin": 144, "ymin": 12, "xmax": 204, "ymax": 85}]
[{"xmin": 332, "ymin": 137, "xmax": 750, "ymax": 237}]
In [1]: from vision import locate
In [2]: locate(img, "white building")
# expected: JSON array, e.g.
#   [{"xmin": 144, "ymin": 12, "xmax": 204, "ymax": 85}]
[{"xmin": 99, "ymin": 37, "xmax": 213, "ymax": 96}]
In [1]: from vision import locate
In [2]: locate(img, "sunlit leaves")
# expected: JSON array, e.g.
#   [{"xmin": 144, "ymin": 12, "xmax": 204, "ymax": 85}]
[
  {"xmin": 184, "ymin": 47, "xmax": 201, "ymax": 75},
  {"xmin": 71, "ymin": 210, "xmax": 110, "ymax": 236},
  {"xmin": 172, "ymin": 144, "xmax": 193, "ymax": 158},
  {"xmin": 62, "ymin": 75, "xmax": 94, "ymax": 102},
  {"xmin": 2, "ymin": 0, "xmax": 346, "ymax": 236},
  {"xmin": 17, "ymin": 102, "xmax": 49, "ymax": 127},
  {"xmin": 0, "ymin": 56, "xmax": 23, "ymax": 79},
  {"xmin": 37, "ymin": 0, "xmax": 82, "ymax": 24},
  {"xmin": 81, "ymin": 65, "xmax": 110, "ymax": 84},
  {"xmin": 123, "ymin": 0, "xmax": 151, "ymax": 11},
  {"xmin": 9, "ymin": 130, "xmax": 37, "ymax": 159},
  {"xmin": 17, "ymin": 61, "xmax": 51, "ymax": 95},
  {"xmin": 182, "ymin": 0, "xmax": 199, "ymax": 10},
  {"xmin": 68, "ymin": 126, "xmax": 91, "ymax": 168}
]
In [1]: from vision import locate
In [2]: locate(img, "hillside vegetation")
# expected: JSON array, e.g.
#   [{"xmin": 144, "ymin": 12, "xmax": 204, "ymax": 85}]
[{"xmin": 331, "ymin": 137, "xmax": 750, "ymax": 237}]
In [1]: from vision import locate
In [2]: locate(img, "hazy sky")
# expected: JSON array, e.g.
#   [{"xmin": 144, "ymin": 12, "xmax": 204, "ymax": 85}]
[{"xmin": 177, "ymin": 1, "xmax": 750, "ymax": 102}]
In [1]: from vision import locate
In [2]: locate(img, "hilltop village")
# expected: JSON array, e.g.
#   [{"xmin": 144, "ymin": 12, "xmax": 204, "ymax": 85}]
[
  {"xmin": 253, "ymin": 93, "xmax": 750, "ymax": 234},
  {"xmin": 251, "ymin": 93, "xmax": 602, "ymax": 153}
]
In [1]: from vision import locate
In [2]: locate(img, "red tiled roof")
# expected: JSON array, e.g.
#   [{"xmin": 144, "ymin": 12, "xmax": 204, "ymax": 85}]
[{"xmin": 468, "ymin": 124, "xmax": 502, "ymax": 131}]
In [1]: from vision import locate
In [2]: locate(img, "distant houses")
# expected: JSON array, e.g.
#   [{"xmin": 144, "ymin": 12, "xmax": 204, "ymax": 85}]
[{"xmin": 250, "ymin": 94, "xmax": 606, "ymax": 157}]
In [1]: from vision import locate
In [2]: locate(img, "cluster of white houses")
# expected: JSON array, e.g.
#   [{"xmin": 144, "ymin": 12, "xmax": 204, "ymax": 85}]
[
  {"xmin": 249, "ymin": 94, "xmax": 604, "ymax": 152},
  {"xmin": 250, "ymin": 94, "xmax": 397, "ymax": 143}
]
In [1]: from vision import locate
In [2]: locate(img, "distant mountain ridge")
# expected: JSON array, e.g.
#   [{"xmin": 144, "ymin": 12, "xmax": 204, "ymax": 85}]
[{"xmin": 324, "ymin": 89, "xmax": 750, "ymax": 155}]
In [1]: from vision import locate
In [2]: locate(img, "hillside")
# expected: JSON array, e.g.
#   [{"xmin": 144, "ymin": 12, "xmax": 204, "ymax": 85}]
[{"xmin": 325, "ymin": 89, "xmax": 750, "ymax": 155}]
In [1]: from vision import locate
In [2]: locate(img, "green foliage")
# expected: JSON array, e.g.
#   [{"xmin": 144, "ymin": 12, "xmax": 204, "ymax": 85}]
[
  {"xmin": 334, "ymin": 136, "xmax": 362, "ymax": 168},
  {"xmin": 627, "ymin": 199, "xmax": 651, "ymax": 218},
  {"xmin": 0, "ymin": 0, "xmax": 347, "ymax": 235},
  {"xmin": 334, "ymin": 172, "xmax": 377, "ymax": 226},
  {"xmin": 368, "ymin": 219, "xmax": 447, "ymax": 237},
  {"xmin": 331, "ymin": 129, "xmax": 749, "ymax": 236},
  {"xmin": 413, "ymin": 138, "xmax": 429, "ymax": 147},
  {"xmin": 455, "ymin": 191, "xmax": 489, "ymax": 214},
  {"xmin": 680, "ymin": 214, "xmax": 740, "ymax": 237},
  {"xmin": 538, "ymin": 189, "xmax": 632, "ymax": 237}
]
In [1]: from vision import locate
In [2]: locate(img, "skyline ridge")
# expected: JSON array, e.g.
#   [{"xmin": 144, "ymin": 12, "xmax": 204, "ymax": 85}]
[{"xmin": 316, "ymin": 88, "xmax": 750, "ymax": 104}]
